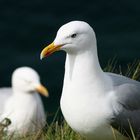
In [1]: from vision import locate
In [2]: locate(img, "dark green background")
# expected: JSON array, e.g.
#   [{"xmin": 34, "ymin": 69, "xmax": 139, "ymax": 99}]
[{"xmin": 0, "ymin": 0, "xmax": 140, "ymax": 118}]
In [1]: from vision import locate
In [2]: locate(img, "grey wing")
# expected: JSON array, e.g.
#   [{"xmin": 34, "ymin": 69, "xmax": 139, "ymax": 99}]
[
  {"xmin": 35, "ymin": 94, "xmax": 46, "ymax": 128},
  {"xmin": 0, "ymin": 88, "xmax": 12, "ymax": 114},
  {"xmin": 107, "ymin": 72, "xmax": 140, "ymax": 110},
  {"xmin": 107, "ymin": 72, "xmax": 140, "ymax": 137}
]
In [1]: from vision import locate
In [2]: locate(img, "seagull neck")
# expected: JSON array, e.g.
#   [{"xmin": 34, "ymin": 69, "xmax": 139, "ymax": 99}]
[
  {"xmin": 12, "ymin": 88, "xmax": 31, "ymax": 96},
  {"xmin": 65, "ymin": 47, "xmax": 104, "ymax": 83}
]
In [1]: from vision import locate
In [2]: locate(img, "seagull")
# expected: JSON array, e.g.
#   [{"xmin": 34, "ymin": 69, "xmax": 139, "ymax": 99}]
[
  {"xmin": 0, "ymin": 67, "xmax": 48, "ymax": 135},
  {"xmin": 40, "ymin": 21, "xmax": 140, "ymax": 140}
]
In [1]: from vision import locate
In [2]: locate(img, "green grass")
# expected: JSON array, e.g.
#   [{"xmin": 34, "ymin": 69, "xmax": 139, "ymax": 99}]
[
  {"xmin": 0, "ymin": 60, "xmax": 140, "ymax": 140},
  {"xmin": 0, "ymin": 118, "xmax": 84, "ymax": 140}
]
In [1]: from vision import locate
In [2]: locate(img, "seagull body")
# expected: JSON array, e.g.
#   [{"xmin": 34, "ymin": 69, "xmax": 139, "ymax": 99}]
[
  {"xmin": 0, "ymin": 67, "xmax": 48, "ymax": 135},
  {"xmin": 41, "ymin": 21, "xmax": 140, "ymax": 139}
]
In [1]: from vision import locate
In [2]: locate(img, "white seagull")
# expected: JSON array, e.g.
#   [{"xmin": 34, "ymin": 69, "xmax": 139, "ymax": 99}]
[
  {"xmin": 40, "ymin": 21, "xmax": 140, "ymax": 140},
  {"xmin": 0, "ymin": 67, "xmax": 48, "ymax": 135}
]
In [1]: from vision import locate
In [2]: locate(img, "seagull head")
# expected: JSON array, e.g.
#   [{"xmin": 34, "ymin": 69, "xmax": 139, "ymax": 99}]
[
  {"xmin": 40, "ymin": 21, "xmax": 96, "ymax": 58},
  {"xmin": 12, "ymin": 67, "xmax": 49, "ymax": 97}
]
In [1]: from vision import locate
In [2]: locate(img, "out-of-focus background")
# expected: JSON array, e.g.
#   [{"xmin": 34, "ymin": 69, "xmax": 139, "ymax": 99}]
[{"xmin": 0, "ymin": 0, "xmax": 140, "ymax": 119}]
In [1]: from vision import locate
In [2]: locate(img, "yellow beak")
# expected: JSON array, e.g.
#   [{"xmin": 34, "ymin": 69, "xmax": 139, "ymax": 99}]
[
  {"xmin": 36, "ymin": 84, "xmax": 49, "ymax": 97},
  {"xmin": 40, "ymin": 42, "xmax": 62, "ymax": 59}
]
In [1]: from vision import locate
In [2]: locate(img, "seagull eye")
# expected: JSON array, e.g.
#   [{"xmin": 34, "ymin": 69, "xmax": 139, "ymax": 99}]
[{"xmin": 71, "ymin": 33, "xmax": 77, "ymax": 38}]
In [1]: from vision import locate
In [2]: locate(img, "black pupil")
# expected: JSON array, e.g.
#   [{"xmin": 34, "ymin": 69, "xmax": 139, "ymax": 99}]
[{"xmin": 71, "ymin": 33, "xmax": 77, "ymax": 38}]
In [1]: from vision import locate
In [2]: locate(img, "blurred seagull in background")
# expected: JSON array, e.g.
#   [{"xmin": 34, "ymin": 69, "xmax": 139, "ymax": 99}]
[
  {"xmin": 40, "ymin": 21, "xmax": 140, "ymax": 140},
  {"xmin": 0, "ymin": 67, "xmax": 48, "ymax": 135}
]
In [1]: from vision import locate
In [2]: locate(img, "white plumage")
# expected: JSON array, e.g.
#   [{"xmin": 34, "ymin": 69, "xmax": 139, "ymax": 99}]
[
  {"xmin": 0, "ymin": 67, "xmax": 48, "ymax": 135},
  {"xmin": 41, "ymin": 21, "xmax": 140, "ymax": 140}
]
